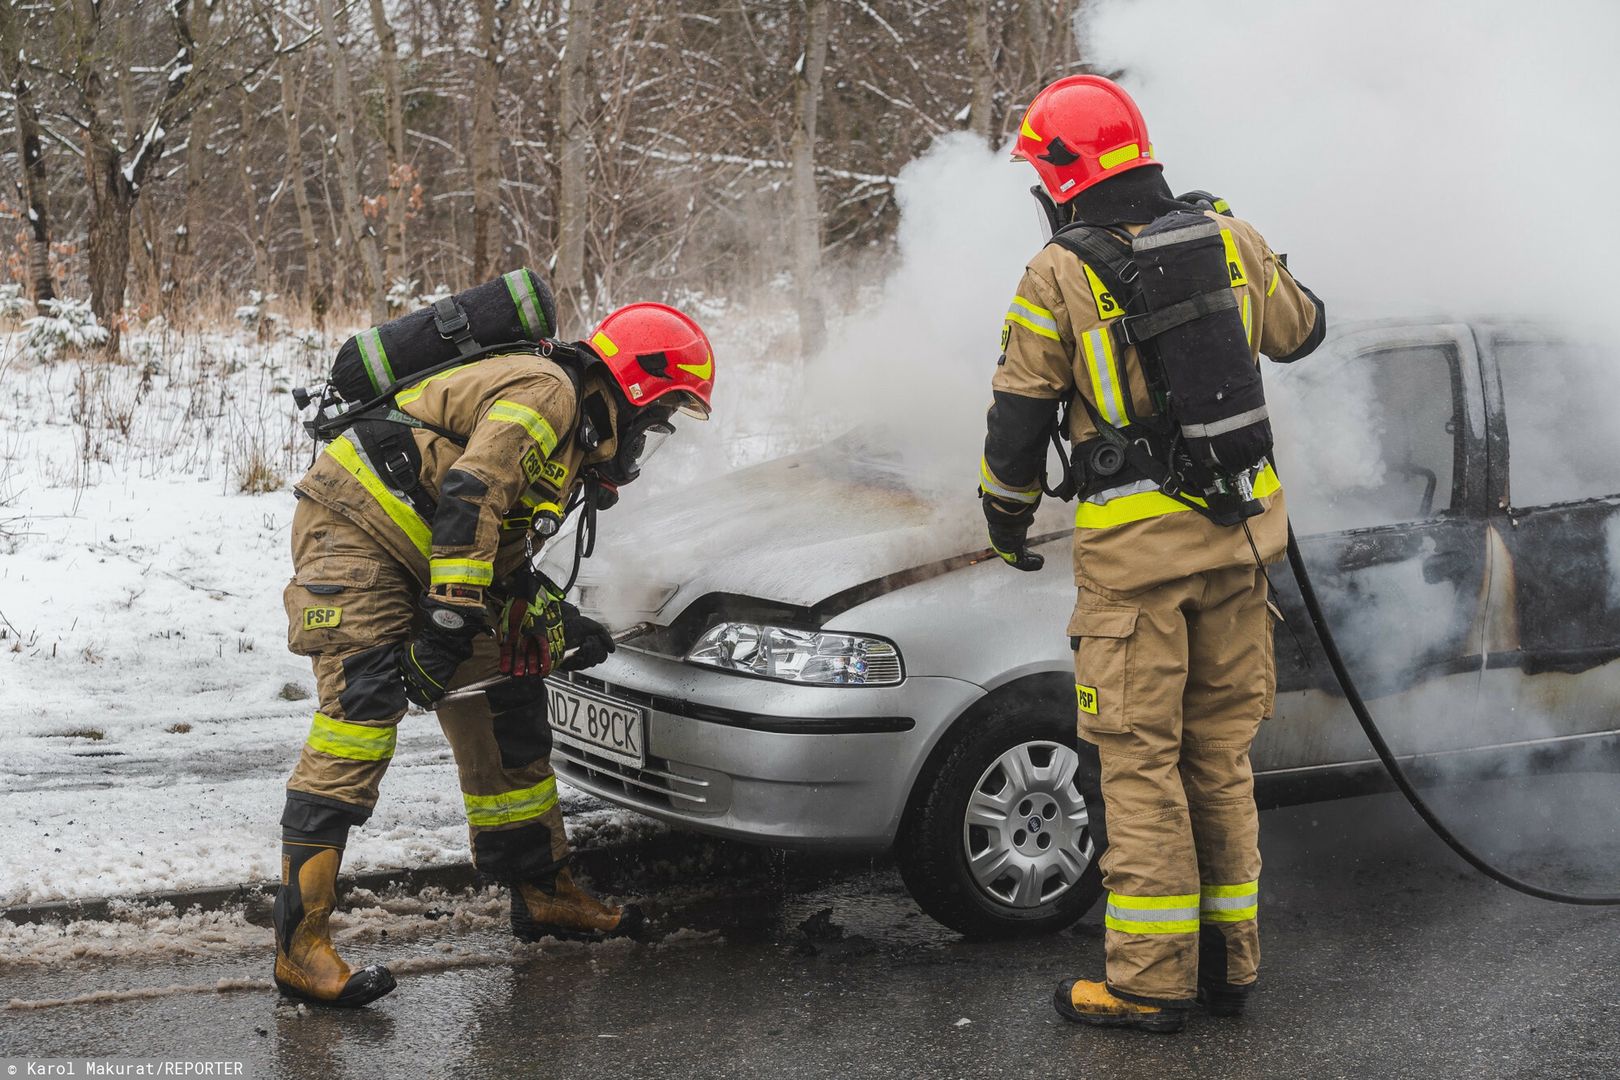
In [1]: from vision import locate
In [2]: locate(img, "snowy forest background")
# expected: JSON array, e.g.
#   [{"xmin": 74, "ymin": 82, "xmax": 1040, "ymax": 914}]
[{"xmin": 2, "ymin": 0, "xmax": 1087, "ymax": 350}]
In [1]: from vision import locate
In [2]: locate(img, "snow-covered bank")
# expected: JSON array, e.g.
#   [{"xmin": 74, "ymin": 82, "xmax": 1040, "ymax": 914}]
[{"xmin": 0, "ymin": 314, "xmax": 792, "ymax": 909}]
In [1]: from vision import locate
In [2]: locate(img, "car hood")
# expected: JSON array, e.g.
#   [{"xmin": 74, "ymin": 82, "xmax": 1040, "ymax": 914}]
[{"xmin": 545, "ymin": 442, "xmax": 1065, "ymax": 625}]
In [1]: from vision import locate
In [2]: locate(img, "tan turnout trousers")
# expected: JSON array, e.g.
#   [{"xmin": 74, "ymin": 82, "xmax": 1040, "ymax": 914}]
[
  {"xmin": 1071, "ymin": 565, "xmax": 1272, "ymax": 1004},
  {"xmin": 283, "ymin": 497, "xmax": 570, "ymax": 882}
]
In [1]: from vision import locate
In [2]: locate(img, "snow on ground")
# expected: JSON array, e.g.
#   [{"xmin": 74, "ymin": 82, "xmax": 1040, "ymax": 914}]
[{"xmin": 0, "ymin": 311, "xmax": 797, "ymax": 909}]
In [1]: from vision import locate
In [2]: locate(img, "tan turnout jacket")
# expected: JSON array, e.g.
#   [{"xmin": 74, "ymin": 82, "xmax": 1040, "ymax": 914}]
[
  {"xmin": 988, "ymin": 213, "xmax": 1320, "ymax": 599},
  {"xmin": 296, "ymin": 352, "xmax": 587, "ymax": 595}
]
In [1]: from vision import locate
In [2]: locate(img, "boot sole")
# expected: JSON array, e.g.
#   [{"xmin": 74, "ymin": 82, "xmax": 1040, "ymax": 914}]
[
  {"xmin": 274, "ymin": 964, "xmax": 397, "ymax": 1009},
  {"xmin": 513, "ymin": 903, "xmax": 647, "ymax": 944},
  {"xmin": 1051, "ymin": 982, "xmax": 1186, "ymax": 1033}
]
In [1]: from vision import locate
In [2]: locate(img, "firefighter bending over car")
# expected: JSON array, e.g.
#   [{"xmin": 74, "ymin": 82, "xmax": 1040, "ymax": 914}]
[
  {"xmin": 273, "ymin": 293, "xmax": 715, "ymax": 1008},
  {"xmin": 980, "ymin": 76, "xmax": 1326, "ymax": 1032}
]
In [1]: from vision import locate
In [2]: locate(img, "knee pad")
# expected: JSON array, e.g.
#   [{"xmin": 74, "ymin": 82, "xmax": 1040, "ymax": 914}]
[{"xmin": 486, "ymin": 682, "xmax": 552, "ymax": 769}]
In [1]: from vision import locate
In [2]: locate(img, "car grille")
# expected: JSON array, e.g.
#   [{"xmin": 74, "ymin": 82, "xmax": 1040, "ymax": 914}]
[{"xmin": 548, "ymin": 722, "xmax": 716, "ymax": 812}]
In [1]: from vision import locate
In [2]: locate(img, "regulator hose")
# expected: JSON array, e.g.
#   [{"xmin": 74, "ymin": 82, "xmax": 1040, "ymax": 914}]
[{"xmin": 1285, "ymin": 524, "xmax": 1620, "ymax": 906}]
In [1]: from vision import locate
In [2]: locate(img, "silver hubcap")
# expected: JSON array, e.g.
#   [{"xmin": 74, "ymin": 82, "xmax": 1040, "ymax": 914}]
[{"xmin": 962, "ymin": 740, "xmax": 1093, "ymax": 909}]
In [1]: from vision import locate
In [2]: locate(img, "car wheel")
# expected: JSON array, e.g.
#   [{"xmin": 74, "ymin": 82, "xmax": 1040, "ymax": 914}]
[{"xmin": 896, "ymin": 707, "xmax": 1103, "ymax": 938}]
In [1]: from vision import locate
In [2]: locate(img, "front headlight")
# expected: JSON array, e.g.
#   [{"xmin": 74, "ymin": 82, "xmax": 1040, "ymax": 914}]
[{"xmin": 685, "ymin": 623, "xmax": 904, "ymax": 686}]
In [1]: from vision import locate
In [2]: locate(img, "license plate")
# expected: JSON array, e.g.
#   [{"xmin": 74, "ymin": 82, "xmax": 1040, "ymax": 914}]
[{"xmin": 546, "ymin": 681, "xmax": 647, "ymax": 768}]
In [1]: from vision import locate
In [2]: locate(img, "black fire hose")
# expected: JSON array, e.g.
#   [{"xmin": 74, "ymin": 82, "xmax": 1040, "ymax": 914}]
[{"xmin": 1285, "ymin": 524, "xmax": 1620, "ymax": 906}]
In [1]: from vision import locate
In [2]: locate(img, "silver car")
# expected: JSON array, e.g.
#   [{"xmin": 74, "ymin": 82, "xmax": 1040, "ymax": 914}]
[{"xmin": 541, "ymin": 320, "xmax": 1620, "ymax": 935}]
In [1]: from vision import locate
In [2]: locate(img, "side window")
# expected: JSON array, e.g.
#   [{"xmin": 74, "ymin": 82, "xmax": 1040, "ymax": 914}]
[
  {"xmin": 1271, "ymin": 342, "xmax": 1461, "ymax": 532},
  {"xmin": 1494, "ymin": 337, "xmax": 1620, "ymax": 508}
]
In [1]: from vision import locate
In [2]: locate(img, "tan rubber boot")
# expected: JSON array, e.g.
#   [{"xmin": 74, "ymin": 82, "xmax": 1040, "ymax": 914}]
[
  {"xmin": 1051, "ymin": 979, "xmax": 1187, "ymax": 1033},
  {"xmin": 272, "ymin": 843, "xmax": 396, "ymax": 1007},
  {"xmin": 510, "ymin": 868, "xmax": 645, "ymax": 942}
]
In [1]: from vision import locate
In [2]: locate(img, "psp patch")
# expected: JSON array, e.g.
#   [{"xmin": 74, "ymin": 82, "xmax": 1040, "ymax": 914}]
[
  {"xmin": 521, "ymin": 447, "xmax": 545, "ymax": 485},
  {"xmin": 1075, "ymin": 683, "xmax": 1098, "ymax": 715},
  {"xmin": 541, "ymin": 459, "xmax": 568, "ymax": 486},
  {"xmin": 303, "ymin": 606, "xmax": 343, "ymax": 631}
]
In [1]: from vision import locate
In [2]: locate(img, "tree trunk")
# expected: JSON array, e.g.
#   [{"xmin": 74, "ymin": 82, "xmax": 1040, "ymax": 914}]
[
  {"xmin": 316, "ymin": 0, "xmax": 387, "ymax": 322},
  {"xmin": 277, "ymin": 20, "xmax": 326, "ymax": 316},
  {"xmin": 236, "ymin": 87, "xmax": 272, "ymax": 296},
  {"xmin": 469, "ymin": 0, "xmax": 503, "ymax": 282},
  {"xmin": 966, "ymin": 0, "xmax": 995, "ymax": 143},
  {"xmin": 165, "ymin": 101, "xmax": 212, "ymax": 319},
  {"xmin": 368, "ymin": 0, "xmax": 409, "ymax": 285},
  {"xmin": 8, "ymin": 69, "xmax": 55, "ymax": 304},
  {"xmin": 554, "ymin": 0, "xmax": 597, "ymax": 326},
  {"xmin": 790, "ymin": 0, "xmax": 830, "ymax": 357}
]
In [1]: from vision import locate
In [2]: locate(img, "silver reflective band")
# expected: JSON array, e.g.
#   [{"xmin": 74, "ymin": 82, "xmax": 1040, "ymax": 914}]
[
  {"xmin": 1007, "ymin": 297, "xmax": 1059, "ymax": 334},
  {"xmin": 1132, "ymin": 218, "xmax": 1222, "ymax": 250},
  {"xmin": 1087, "ymin": 478, "xmax": 1158, "ymax": 505},
  {"xmin": 1200, "ymin": 892, "xmax": 1260, "ymax": 912},
  {"xmin": 981, "ymin": 476, "xmax": 1040, "ymax": 504},
  {"xmin": 1181, "ymin": 404, "xmax": 1269, "ymax": 440},
  {"xmin": 1105, "ymin": 902, "xmax": 1199, "ymax": 922}
]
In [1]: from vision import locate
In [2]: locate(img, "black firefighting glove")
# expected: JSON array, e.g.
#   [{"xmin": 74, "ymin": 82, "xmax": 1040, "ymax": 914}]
[
  {"xmin": 982, "ymin": 494, "xmax": 1045, "ymax": 573},
  {"xmin": 559, "ymin": 602, "xmax": 615, "ymax": 672},
  {"xmin": 399, "ymin": 596, "xmax": 489, "ymax": 708}
]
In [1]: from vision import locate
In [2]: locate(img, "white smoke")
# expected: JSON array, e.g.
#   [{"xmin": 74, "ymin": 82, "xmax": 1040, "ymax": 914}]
[
  {"xmin": 1083, "ymin": 0, "xmax": 1620, "ymax": 331},
  {"xmin": 809, "ymin": 132, "xmax": 1040, "ymax": 484}
]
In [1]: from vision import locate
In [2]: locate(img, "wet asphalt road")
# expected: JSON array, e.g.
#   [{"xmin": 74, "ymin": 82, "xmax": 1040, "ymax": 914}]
[{"xmin": 5, "ymin": 776, "xmax": 1620, "ymax": 1080}]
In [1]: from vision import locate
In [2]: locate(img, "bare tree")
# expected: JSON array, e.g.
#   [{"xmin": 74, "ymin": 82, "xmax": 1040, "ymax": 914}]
[
  {"xmin": 966, "ymin": 0, "xmax": 995, "ymax": 142},
  {"xmin": 59, "ymin": 0, "xmax": 204, "ymax": 346},
  {"xmin": 314, "ymin": 0, "xmax": 386, "ymax": 320},
  {"xmin": 790, "ymin": 0, "xmax": 830, "ymax": 355},
  {"xmin": 366, "ymin": 0, "xmax": 410, "ymax": 283},
  {"xmin": 554, "ymin": 0, "xmax": 598, "ymax": 325},
  {"xmin": 273, "ymin": 6, "xmax": 327, "ymax": 314},
  {"xmin": 469, "ymin": 0, "xmax": 504, "ymax": 281},
  {"xmin": 0, "ymin": 26, "xmax": 56, "ymax": 304}
]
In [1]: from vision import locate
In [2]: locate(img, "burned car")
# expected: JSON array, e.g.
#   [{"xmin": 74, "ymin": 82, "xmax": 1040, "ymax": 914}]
[{"xmin": 540, "ymin": 320, "xmax": 1620, "ymax": 936}]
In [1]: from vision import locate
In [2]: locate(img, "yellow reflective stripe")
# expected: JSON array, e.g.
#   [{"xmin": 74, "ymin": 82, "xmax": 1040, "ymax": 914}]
[
  {"xmin": 325, "ymin": 436, "xmax": 432, "ymax": 557},
  {"xmin": 1220, "ymin": 227, "xmax": 1249, "ymax": 286},
  {"xmin": 1201, "ymin": 881, "xmax": 1259, "ymax": 899},
  {"xmin": 980, "ymin": 457, "xmax": 1040, "ymax": 504},
  {"xmin": 1077, "ymin": 464, "xmax": 1281, "ymax": 529},
  {"xmin": 1005, "ymin": 311, "xmax": 1061, "ymax": 342},
  {"xmin": 590, "ymin": 330, "xmax": 620, "ymax": 358},
  {"xmin": 1267, "ymin": 266, "xmax": 1281, "ymax": 296},
  {"xmin": 1105, "ymin": 891, "xmax": 1200, "ymax": 935},
  {"xmin": 1242, "ymin": 293, "xmax": 1253, "ymax": 346},
  {"xmin": 1082, "ymin": 328, "xmax": 1128, "ymax": 427},
  {"xmin": 1008, "ymin": 295, "xmax": 1055, "ymax": 322},
  {"xmin": 486, "ymin": 400, "xmax": 559, "ymax": 455},
  {"xmin": 430, "ymin": 558, "xmax": 494, "ymax": 587},
  {"xmin": 395, "ymin": 363, "xmax": 474, "ymax": 406},
  {"xmin": 1083, "ymin": 263, "xmax": 1124, "ymax": 320},
  {"xmin": 1107, "ymin": 915, "xmax": 1202, "ymax": 934},
  {"xmin": 306, "ymin": 712, "xmax": 396, "ymax": 762},
  {"xmin": 462, "ymin": 776, "xmax": 559, "ymax": 827},
  {"xmin": 1098, "ymin": 142, "xmax": 1141, "ymax": 170}
]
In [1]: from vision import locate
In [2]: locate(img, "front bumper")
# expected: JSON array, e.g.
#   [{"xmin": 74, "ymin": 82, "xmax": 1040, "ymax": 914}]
[{"xmin": 550, "ymin": 648, "xmax": 983, "ymax": 851}]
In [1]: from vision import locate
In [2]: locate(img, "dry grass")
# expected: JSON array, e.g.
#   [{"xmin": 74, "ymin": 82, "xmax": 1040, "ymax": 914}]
[
  {"xmin": 235, "ymin": 447, "xmax": 285, "ymax": 494},
  {"xmin": 166, "ymin": 722, "xmax": 193, "ymax": 734},
  {"xmin": 53, "ymin": 727, "xmax": 106, "ymax": 741}
]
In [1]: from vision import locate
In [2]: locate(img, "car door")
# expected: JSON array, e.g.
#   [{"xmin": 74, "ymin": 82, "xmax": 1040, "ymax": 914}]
[
  {"xmin": 1476, "ymin": 328, "xmax": 1620, "ymax": 744},
  {"xmin": 1259, "ymin": 323, "xmax": 1492, "ymax": 770}
]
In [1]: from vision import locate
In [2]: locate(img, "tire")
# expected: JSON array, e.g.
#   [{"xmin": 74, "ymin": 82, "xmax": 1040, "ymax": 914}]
[{"xmin": 896, "ymin": 705, "xmax": 1103, "ymax": 938}]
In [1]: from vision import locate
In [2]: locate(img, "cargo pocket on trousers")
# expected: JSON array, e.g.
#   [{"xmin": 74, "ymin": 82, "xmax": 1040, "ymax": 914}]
[
  {"xmin": 284, "ymin": 555, "xmax": 382, "ymax": 656},
  {"xmin": 1068, "ymin": 604, "xmax": 1139, "ymax": 736}
]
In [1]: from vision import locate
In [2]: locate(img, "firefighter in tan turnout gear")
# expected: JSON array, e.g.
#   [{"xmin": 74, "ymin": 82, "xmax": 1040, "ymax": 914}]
[
  {"xmin": 980, "ymin": 76, "xmax": 1326, "ymax": 1032},
  {"xmin": 273, "ymin": 297, "xmax": 715, "ymax": 1008}
]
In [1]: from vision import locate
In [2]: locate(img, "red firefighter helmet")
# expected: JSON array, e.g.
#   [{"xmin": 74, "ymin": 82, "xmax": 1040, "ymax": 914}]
[
  {"xmin": 1012, "ymin": 75, "xmax": 1156, "ymax": 204},
  {"xmin": 582, "ymin": 303, "xmax": 714, "ymax": 418}
]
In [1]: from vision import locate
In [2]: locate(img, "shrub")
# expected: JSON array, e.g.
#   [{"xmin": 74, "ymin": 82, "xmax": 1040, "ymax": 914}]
[{"xmin": 22, "ymin": 297, "xmax": 110, "ymax": 360}]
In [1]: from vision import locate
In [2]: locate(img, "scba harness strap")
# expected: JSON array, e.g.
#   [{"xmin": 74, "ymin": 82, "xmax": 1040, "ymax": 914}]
[{"xmin": 1043, "ymin": 213, "xmax": 1268, "ymax": 528}]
